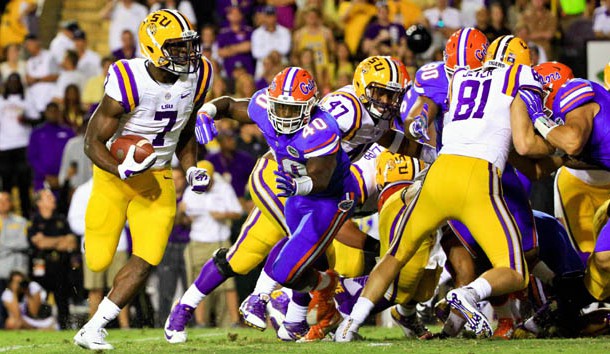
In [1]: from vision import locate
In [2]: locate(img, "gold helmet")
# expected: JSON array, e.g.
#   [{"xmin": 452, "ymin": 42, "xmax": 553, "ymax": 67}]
[
  {"xmin": 139, "ymin": 9, "xmax": 201, "ymax": 74},
  {"xmin": 484, "ymin": 35, "xmax": 531, "ymax": 70},
  {"xmin": 375, "ymin": 150, "xmax": 425, "ymax": 189},
  {"xmin": 353, "ymin": 56, "xmax": 410, "ymax": 121}
]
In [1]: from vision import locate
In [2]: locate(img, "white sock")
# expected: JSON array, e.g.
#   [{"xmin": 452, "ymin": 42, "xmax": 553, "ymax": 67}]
[
  {"xmin": 523, "ymin": 316, "xmax": 540, "ymax": 334},
  {"xmin": 532, "ymin": 261, "xmax": 556, "ymax": 285},
  {"xmin": 493, "ymin": 299, "xmax": 514, "ymax": 320},
  {"xmin": 466, "ymin": 277, "xmax": 492, "ymax": 302},
  {"xmin": 314, "ymin": 271, "xmax": 331, "ymax": 291},
  {"xmin": 396, "ymin": 303, "xmax": 416, "ymax": 317},
  {"xmin": 285, "ymin": 301, "xmax": 308, "ymax": 323},
  {"xmin": 180, "ymin": 284, "xmax": 206, "ymax": 308},
  {"xmin": 84, "ymin": 297, "xmax": 120, "ymax": 330},
  {"xmin": 443, "ymin": 310, "xmax": 466, "ymax": 336},
  {"xmin": 351, "ymin": 297, "xmax": 375, "ymax": 326},
  {"xmin": 252, "ymin": 270, "xmax": 278, "ymax": 296}
]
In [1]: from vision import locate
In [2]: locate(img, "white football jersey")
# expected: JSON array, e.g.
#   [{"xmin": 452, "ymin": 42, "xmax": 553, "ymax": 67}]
[
  {"xmin": 320, "ymin": 85, "xmax": 391, "ymax": 162},
  {"xmin": 352, "ymin": 143, "xmax": 385, "ymax": 216},
  {"xmin": 105, "ymin": 57, "xmax": 213, "ymax": 168},
  {"xmin": 441, "ymin": 64, "xmax": 542, "ymax": 170}
]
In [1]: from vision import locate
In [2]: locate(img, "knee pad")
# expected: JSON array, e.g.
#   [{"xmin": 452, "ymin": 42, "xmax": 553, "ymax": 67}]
[{"xmin": 213, "ymin": 248, "xmax": 237, "ymax": 278}]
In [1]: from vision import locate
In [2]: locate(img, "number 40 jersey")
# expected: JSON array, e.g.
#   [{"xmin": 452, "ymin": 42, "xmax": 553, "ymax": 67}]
[
  {"xmin": 442, "ymin": 64, "xmax": 542, "ymax": 171},
  {"xmin": 248, "ymin": 89, "xmax": 356, "ymax": 199}
]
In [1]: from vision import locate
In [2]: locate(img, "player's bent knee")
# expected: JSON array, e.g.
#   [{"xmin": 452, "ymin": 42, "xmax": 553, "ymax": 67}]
[
  {"xmin": 213, "ymin": 248, "xmax": 237, "ymax": 277},
  {"xmin": 594, "ymin": 251, "xmax": 610, "ymax": 273}
]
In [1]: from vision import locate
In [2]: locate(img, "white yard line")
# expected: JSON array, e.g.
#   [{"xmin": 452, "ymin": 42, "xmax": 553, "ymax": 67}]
[{"xmin": 0, "ymin": 332, "xmax": 225, "ymax": 352}]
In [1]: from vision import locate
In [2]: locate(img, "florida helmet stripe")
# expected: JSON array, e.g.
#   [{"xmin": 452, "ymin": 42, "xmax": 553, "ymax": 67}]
[
  {"xmin": 457, "ymin": 27, "xmax": 471, "ymax": 67},
  {"xmin": 283, "ymin": 67, "xmax": 298, "ymax": 95}
]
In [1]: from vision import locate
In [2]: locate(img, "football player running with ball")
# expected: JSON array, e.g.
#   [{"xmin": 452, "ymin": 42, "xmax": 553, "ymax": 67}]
[{"xmin": 73, "ymin": 10, "xmax": 212, "ymax": 350}]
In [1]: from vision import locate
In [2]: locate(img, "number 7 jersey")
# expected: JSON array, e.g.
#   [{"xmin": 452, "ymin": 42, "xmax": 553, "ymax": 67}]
[
  {"xmin": 442, "ymin": 64, "xmax": 542, "ymax": 170},
  {"xmin": 104, "ymin": 57, "xmax": 213, "ymax": 168}
]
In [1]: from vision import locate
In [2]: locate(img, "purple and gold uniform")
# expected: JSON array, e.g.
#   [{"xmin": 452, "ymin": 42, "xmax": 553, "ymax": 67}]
[
  {"xmin": 85, "ymin": 57, "xmax": 212, "ymax": 271},
  {"xmin": 386, "ymin": 64, "xmax": 543, "ymax": 286},
  {"xmin": 399, "ymin": 61, "xmax": 538, "ymax": 260},
  {"xmin": 246, "ymin": 88, "xmax": 360, "ymax": 285}
]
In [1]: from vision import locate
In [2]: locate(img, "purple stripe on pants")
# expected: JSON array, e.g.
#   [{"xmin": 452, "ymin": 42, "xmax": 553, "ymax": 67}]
[{"xmin": 488, "ymin": 163, "xmax": 516, "ymax": 271}]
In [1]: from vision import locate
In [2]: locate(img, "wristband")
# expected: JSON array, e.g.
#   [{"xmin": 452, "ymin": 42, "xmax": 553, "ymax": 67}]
[
  {"xmin": 294, "ymin": 176, "xmax": 313, "ymax": 195},
  {"xmin": 201, "ymin": 103, "xmax": 217, "ymax": 118}
]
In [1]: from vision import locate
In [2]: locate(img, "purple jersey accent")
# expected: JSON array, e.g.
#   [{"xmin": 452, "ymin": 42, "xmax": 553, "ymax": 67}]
[
  {"xmin": 534, "ymin": 210, "xmax": 585, "ymax": 275},
  {"xmin": 554, "ymin": 79, "xmax": 610, "ymax": 170},
  {"xmin": 216, "ymin": 25, "xmax": 255, "ymax": 78},
  {"xmin": 248, "ymin": 89, "xmax": 355, "ymax": 198},
  {"xmin": 411, "ymin": 61, "xmax": 449, "ymax": 150}
]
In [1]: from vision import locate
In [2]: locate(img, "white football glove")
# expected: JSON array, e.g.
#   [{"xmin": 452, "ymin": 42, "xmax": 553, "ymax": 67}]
[
  {"xmin": 186, "ymin": 166, "xmax": 211, "ymax": 193},
  {"xmin": 117, "ymin": 145, "xmax": 157, "ymax": 180}
]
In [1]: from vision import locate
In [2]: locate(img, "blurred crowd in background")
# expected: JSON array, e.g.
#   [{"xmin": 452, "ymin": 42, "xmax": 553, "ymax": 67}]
[{"xmin": 0, "ymin": 0, "xmax": 608, "ymax": 331}]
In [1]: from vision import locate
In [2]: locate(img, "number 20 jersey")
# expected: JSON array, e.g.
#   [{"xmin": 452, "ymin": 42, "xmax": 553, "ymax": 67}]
[
  {"xmin": 248, "ymin": 89, "xmax": 355, "ymax": 198},
  {"xmin": 443, "ymin": 64, "xmax": 542, "ymax": 170},
  {"xmin": 104, "ymin": 57, "xmax": 213, "ymax": 168}
]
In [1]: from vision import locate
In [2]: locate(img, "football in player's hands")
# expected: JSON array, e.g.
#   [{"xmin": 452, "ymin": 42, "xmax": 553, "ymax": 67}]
[{"xmin": 110, "ymin": 135, "xmax": 155, "ymax": 163}]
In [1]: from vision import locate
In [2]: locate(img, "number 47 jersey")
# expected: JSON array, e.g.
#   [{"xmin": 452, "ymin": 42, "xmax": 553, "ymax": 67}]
[{"xmin": 442, "ymin": 64, "xmax": 542, "ymax": 171}]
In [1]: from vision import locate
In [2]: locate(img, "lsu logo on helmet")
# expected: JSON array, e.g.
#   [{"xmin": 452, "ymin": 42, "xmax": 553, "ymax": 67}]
[
  {"xmin": 139, "ymin": 9, "xmax": 201, "ymax": 74},
  {"xmin": 353, "ymin": 56, "xmax": 410, "ymax": 121}
]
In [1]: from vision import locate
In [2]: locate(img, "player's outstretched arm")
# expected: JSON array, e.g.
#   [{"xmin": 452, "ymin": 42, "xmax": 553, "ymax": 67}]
[
  {"xmin": 84, "ymin": 94, "xmax": 125, "ymax": 177},
  {"xmin": 202, "ymin": 96, "xmax": 252, "ymax": 124},
  {"xmin": 510, "ymin": 94, "xmax": 555, "ymax": 158},
  {"xmin": 544, "ymin": 103, "xmax": 596, "ymax": 156}
]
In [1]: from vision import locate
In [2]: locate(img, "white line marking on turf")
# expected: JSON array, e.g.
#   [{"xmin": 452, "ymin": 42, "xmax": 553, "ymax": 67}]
[
  {"xmin": 0, "ymin": 332, "xmax": 225, "ymax": 352},
  {"xmin": 368, "ymin": 343, "xmax": 392, "ymax": 346}
]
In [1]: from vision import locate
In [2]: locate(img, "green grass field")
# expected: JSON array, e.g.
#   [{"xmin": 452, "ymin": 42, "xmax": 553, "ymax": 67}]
[{"xmin": 1, "ymin": 326, "xmax": 610, "ymax": 354}]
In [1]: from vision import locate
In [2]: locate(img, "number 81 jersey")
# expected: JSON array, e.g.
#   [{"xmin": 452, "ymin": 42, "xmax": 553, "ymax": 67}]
[
  {"xmin": 105, "ymin": 57, "xmax": 213, "ymax": 168},
  {"xmin": 442, "ymin": 64, "xmax": 542, "ymax": 170}
]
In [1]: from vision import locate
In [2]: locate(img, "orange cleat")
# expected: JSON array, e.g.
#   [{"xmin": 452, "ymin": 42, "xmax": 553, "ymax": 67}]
[
  {"xmin": 298, "ymin": 310, "xmax": 342, "ymax": 342},
  {"xmin": 307, "ymin": 270, "xmax": 339, "ymax": 326},
  {"xmin": 493, "ymin": 318, "xmax": 515, "ymax": 340}
]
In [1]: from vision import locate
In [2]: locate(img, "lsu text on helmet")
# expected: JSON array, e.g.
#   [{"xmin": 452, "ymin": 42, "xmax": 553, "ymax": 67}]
[
  {"xmin": 139, "ymin": 9, "xmax": 201, "ymax": 74},
  {"xmin": 353, "ymin": 56, "xmax": 410, "ymax": 121}
]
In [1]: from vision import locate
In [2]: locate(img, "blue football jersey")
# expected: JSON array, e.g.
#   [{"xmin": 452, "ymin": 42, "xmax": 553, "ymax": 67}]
[
  {"xmin": 553, "ymin": 79, "xmax": 610, "ymax": 170},
  {"xmin": 411, "ymin": 61, "xmax": 449, "ymax": 151},
  {"xmin": 248, "ymin": 89, "xmax": 355, "ymax": 197}
]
